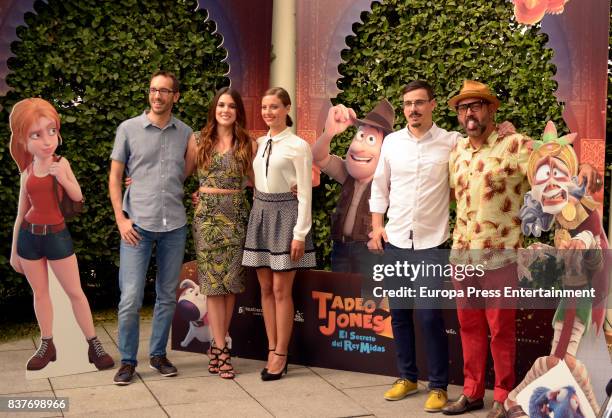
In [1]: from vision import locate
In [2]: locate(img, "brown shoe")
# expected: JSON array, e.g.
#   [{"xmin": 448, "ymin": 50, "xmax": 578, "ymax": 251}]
[
  {"xmin": 505, "ymin": 404, "xmax": 527, "ymax": 418},
  {"xmin": 486, "ymin": 401, "xmax": 506, "ymax": 418},
  {"xmin": 149, "ymin": 355, "xmax": 178, "ymax": 377},
  {"xmin": 442, "ymin": 394, "xmax": 484, "ymax": 415},
  {"xmin": 27, "ymin": 337, "xmax": 57, "ymax": 370},
  {"xmin": 87, "ymin": 336, "xmax": 115, "ymax": 370},
  {"xmin": 113, "ymin": 363, "xmax": 136, "ymax": 385}
]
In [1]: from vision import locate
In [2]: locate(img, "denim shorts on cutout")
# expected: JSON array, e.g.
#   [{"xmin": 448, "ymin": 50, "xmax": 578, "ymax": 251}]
[{"xmin": 17, "ymin": 227, "xmax": 74, "ymax": 260}]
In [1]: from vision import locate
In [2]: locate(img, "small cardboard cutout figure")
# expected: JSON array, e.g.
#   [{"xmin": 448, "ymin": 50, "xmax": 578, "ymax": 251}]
[
  {"xmin": 515, "ymin": 360, "xmax": 595, "ymax": 418},
  {"xmin": 173, "ymin": 261, "xmax": 233, "ymax": 356},
  {"xmin": 513, "ymin": 0, "xmax": 570, "ymax": 25},
  {"xmin": 9, "ymin": 98, "xmax": 114, "ymax": 377},
  {"xmin": 506, "ymin": 122, "xmax": 608, "ymax": 416},
  {"xmin": 177, "ymin": 279, "xmax": 212, "ymax": 347}
]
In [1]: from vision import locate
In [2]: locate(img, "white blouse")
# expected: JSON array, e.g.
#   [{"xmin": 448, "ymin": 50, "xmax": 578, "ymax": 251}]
[{"xmin": 253, "ymin": 127, "xmax": 313, "ymax": 241}]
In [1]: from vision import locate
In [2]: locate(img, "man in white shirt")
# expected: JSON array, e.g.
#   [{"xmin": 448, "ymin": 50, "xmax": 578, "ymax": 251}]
[{"xmin": 369, "ymin": 80, "xmax": 460, "ymax": 412}]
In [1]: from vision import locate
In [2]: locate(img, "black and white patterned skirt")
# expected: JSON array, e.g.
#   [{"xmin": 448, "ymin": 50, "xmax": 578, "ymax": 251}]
[{"xmin": 242, "ymin": 190, "xmax": 316, "ymax": 271}]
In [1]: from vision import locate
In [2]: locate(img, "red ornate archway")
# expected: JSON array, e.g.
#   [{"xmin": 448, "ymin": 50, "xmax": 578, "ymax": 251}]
[{"xmin": 0, "ymin": 0, "xmax": 609, "ymax": 195}]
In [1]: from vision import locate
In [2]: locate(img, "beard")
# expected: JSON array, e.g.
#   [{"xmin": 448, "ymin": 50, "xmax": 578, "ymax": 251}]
[
  {"xmin": 149, "ymin": 99, "xmax": 172, "ymax": 115},
  {"xmin": 408, "ymin": 111, "xmax": 422, "ymax": 128},
  {"xmin": 462, "ymin": 115, "xmax": 486, "ymax": 136}
]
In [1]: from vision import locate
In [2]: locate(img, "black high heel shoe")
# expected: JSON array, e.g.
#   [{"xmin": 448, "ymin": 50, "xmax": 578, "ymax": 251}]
[
  {"xmin": 208, "ymin": 344, "xmax": 222, "ymax": 374},
  {"xmin": 261, "ymin": 347, "xmax": 275, "ymax": 376},
  {"xmin": 217, "ymin": 345, "xmax": 235, "ymax": 379},
  {"xmin": 261, "ymin": 352, "xmax": 288, "ymax": 381}
]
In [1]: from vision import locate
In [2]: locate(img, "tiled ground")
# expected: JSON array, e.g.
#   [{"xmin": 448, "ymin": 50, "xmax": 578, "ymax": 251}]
[{"xmin": 0, "ymin": 319, "xmax": 495, "ymax": 418}]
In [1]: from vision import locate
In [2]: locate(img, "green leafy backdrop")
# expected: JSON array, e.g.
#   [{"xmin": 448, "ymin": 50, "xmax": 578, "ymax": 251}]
[
  {"xmin": 1, "ymin": 0, "xmax": 608, "ymax": 310},
  {"xmin": 313, "ymin": 0, "xmax": 566, "ymax": 266},
  {"xmin": 0, "ymin": 0, "xmax": 228, "ymax": 313}
]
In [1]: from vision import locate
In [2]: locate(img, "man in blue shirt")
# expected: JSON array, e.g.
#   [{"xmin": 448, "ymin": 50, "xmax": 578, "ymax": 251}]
[{"xmin": 109, "ymin": 70, "xmax": 193, "ymax": 385}]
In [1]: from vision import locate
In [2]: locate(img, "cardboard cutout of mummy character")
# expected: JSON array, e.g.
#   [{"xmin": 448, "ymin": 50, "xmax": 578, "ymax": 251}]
[
  {"xmin": 173, "ymin": 263, "xmax": 232, "ymax": 353},
  {"xmin": 505, "ymin": 121, "xmax": 609, "ymax": 417},
  {"xmin": 8, "ymin": 98, "xmax": 115, "ymax": 378}
]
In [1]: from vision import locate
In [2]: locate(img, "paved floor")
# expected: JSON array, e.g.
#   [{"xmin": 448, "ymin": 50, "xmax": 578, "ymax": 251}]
[{"xmin": 0, "ymin": 319, "xmax": 496, "ymax": 418}]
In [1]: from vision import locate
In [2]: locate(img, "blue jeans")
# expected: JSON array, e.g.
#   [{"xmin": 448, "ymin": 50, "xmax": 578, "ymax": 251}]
[
  {"xmin": 386, "ymin": 243, "xmax": 449, "ymax": 390},
  {"xmin": 117, "ymin": 224, "xmax": 187, "ymax": 366}
]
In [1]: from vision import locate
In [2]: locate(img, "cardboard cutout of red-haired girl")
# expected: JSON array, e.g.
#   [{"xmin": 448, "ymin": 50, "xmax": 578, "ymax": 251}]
[{"xmin": 9, "ymin": 98, "xmax": 114, "ymax": 372}]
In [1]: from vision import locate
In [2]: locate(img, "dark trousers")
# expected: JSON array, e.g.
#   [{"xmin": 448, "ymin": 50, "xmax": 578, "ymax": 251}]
[
  {"xmin": 331, "ymin": 240, "xmax": 380, "ymax": 300},
  {"xmin": 390, "ymin": 307, "xmax": 448, "ymax": 389},
  {"xmin": 386, "ymin": 243, "xmax": 449, "ymax": 390},
  {"xmin": 331, "ymin": 240, "xmax": 368, "ymax": 273}
]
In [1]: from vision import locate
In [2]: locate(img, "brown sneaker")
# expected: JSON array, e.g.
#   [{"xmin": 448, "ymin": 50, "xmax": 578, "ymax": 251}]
[
  {"xmin": 149, "ymin": 355, "xmax": 178, "ymax": 377},
  {"xmin": 113, "ymin": 363, "xmax": 136, "ymax": 385},
  {"xmin": 27, "ymin": 337, "xmax": 57, "ymax": 370},
  {"xmin": 442, "ymin": 394, "xmax": 484, "ymax": 415},
  {"xmin": 87, "ymin": 336, "xmax": 115, "ymax": 370},
  {"xmin": 486, "ymin": 401, "xmax": 506, "ymax": 418}
]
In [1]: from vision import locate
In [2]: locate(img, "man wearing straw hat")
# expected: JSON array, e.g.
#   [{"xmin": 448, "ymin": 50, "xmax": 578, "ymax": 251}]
[
  {"xmin": 441, "ymin": 80, "xmax": 602, "ymax": 418},
  {"xmin": 442, "ymin": 80, "xmax": 602, "ymax": 418},
  {"xmin": 440, "ymin": 79, "xmax": 526, "ymax": 418}
]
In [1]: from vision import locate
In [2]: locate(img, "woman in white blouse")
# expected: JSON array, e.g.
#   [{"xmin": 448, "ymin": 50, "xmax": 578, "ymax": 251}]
[{"xmin": 242, "ymin": 87, "xmax": 316, "ymax": 381}]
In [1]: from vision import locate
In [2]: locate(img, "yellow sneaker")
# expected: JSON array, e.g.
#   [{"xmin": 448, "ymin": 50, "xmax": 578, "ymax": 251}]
[
  {"xmin": 424, "ymin": 388, "xmax": 447, "ymax": 412},
  {"xmin": 384, "ymin": 378, "xmax": 418, "ymax": 401}
]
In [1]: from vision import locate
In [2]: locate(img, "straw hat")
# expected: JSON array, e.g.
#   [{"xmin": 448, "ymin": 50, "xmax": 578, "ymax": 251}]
[{"xmin": 447, "ymin": 80, "xmax": 500, "ymax": 110}]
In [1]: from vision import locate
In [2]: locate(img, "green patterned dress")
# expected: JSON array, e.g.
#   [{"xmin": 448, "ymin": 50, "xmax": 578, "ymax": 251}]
[{"xmin": 194, "ymin": 146, "xmax": 249, "ymax": 295}]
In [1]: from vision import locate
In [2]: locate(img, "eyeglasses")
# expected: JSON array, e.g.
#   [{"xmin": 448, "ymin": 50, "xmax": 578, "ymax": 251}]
[
  {"xmin": 401, "ymin": 99, "xmax": 431, "ymax": 109},
  {"xmin": 148, "ymin": 87, "xmax": 175, "ymax": 96},
  {"xmin": 455, "ymin": 100, "xmax": 488, "ymax": 115}
]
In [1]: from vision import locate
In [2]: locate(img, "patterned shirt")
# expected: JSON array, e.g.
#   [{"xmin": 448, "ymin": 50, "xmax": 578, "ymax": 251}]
[
  {"xmin": 193, "ymin": 132, "xmax": 247, "ymax": 190},
  {"xmin": 449, "ymin": 132, "xmax": 531, "ymax": 269}
]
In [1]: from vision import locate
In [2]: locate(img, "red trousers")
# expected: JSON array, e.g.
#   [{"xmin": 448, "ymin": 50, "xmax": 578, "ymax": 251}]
[{"xmin": 454, "ymin": 262, "xmax": 517, "ymax": 402}]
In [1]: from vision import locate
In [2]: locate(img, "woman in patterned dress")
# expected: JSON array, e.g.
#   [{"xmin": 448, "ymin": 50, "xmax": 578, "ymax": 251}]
[{"xmin": 185, "ymin": 87, "xmax": 254, "ymax": 379}]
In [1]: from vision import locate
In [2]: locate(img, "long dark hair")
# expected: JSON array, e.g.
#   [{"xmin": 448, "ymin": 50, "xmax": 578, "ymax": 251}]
[{"xmin": 196, "ymin": 87, "xmax": 253, "ymax": 176}]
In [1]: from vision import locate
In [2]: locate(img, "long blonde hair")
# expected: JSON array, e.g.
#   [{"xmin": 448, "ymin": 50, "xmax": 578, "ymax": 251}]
[
  {"xmin": 9, "ymin": 98, "xmax": 62, "ymax": 173},
  {"xmin": 196, "ymin": 87, "xmax": 252, "ymax": 175}
]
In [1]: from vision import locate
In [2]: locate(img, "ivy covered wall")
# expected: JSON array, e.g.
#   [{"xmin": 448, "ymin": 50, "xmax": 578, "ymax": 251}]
[
  {"xmin": 1, "ymin": 0, "xmax": 605, "ymax": 306},
  {"xmin": 0, "ymin": 0, "xmax": 228, "ymax": 306},
  {"xmin": 312, "ymin": 0, "xmax": 566, "ymax": 266}
]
